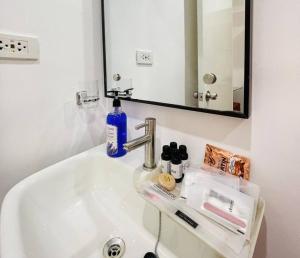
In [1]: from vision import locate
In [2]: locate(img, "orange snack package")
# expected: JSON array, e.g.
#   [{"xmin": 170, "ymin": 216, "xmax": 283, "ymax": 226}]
[{"xmin": 204, "ymin": 144, "xmax": 250, "ymax": 180}]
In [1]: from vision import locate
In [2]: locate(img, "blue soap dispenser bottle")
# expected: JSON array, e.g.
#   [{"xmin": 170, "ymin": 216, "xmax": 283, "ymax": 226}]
[{"xmin": 106, "ymin": 94, "xmax": 127, "ymax": 157}]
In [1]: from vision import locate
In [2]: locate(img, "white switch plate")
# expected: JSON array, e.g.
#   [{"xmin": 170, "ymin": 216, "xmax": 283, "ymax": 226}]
[
  {"xmin": 0, "ymin": 32, "xmax": 39, "ymax": 60},
  {"xmin": 136, "ymin": 50, "xmax": 153, "ymax": 65}
]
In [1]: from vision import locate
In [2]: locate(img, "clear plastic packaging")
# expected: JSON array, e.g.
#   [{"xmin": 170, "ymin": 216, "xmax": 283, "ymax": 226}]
[
  {"xmin": 134, "ymin": 166, "xmax": 261, "ymax": 256},
  {"xmin": 181, "ymin": 166, "xmax": 260, "ymax": 240}
]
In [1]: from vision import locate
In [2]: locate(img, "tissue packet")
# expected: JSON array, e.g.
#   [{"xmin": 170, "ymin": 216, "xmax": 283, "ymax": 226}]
[{"xmin": 204, "ymin": 144, "xmax": 250, "ymax": 180}]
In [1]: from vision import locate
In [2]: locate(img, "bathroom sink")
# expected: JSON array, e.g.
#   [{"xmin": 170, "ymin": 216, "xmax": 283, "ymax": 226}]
[
  {"xmin": 1, "ymin": 145, "xmax": 264, "ymax": 258},
  {"xmin": 0, "ymin": 146, "xmax": 176, "ymax": 258}
]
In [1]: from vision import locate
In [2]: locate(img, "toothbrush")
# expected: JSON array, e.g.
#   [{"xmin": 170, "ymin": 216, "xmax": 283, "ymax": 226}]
[{"xmin": 203, "ymin": 202, "xmax": 247, "ymax": 228}]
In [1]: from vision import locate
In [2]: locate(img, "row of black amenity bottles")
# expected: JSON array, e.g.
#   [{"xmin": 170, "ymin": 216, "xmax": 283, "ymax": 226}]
[{"xmin": 161, "ymin": 142, "xmax": 189, "ymax": 183}]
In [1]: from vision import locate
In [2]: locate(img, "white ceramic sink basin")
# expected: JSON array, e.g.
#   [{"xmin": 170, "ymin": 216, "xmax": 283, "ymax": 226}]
[
  {"xmin": 1, "ymin": 145, "xmax": 263, "ymax": 258},
  {"xmin": 0, "ymin": 146, "xmax": 177, "ymax": 258}
]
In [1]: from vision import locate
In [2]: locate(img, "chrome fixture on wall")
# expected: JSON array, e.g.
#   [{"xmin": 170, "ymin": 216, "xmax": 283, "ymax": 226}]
[
  {"xmin": 107, "ymin": 88, "xmax": 134, "ymax": 98},
  {"xmin": 76, "ymin": 91, "xmax": 100, "ymax": 106}
]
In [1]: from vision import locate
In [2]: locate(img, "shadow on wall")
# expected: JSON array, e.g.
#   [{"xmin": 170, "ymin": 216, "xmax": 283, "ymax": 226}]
[
  {"xmin": 123, "ymin": 101, "xmax": 252, "ymax": 151},
  {"xmin": 253, "ymin": 217, "xmax": 267, "ymax": 258},
  {"xmin": 81, "ymin": 0, "xmax": 103, "ymax": 82}
]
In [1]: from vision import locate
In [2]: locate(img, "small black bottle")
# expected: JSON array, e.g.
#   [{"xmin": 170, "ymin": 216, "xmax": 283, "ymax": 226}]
[
  {"xmin": 170, "ymin": 150, "xmax": 183, "ymax": 183},
  {"xmin": 161, "ymin": 145, "xmax": 171, "ymax": 173},
  {"xmin": 169, "ymin": 142, "xmax": 178, "ymax": 158},
  {"xmin": 179, "ymin": 145, "xmax": 189, "ymax": 171}
]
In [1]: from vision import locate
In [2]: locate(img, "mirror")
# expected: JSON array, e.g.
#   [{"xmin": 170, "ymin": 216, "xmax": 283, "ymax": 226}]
[{"xmin": 102, "ymin": 0, "xmax": 251, "ymax": 118}]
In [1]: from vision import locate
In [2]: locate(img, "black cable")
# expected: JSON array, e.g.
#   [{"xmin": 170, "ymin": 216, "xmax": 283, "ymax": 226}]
[{"xmin": 154, "ymin": 210, "xmax": 162, "ymax": 258}]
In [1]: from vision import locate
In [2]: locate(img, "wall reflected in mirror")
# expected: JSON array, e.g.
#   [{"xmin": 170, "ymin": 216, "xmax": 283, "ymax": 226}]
[{"xmin": 103, "ymin": 0, "xmax": 250, "ymax": 116}]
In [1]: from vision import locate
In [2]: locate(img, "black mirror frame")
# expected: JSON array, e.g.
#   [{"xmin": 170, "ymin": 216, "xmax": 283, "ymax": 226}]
[{"xmin": 101, "ymin": 0, "xmax": 251, "ymax": 119}]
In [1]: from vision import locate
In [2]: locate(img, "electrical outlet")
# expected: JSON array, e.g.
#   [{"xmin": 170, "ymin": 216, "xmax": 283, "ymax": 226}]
[
  {"xmin": 0, "ymin": 33, "xmax": 39, "ymax": 60},
  {"xmin": 136, "ymin": 50, "xmax": 153, "ymax": 65}
]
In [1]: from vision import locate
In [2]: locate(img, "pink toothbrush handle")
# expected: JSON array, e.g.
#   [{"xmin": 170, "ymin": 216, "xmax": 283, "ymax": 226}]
[{"xmin": 203, "ymin": 202, "xmax": 247, "ymax": 228}]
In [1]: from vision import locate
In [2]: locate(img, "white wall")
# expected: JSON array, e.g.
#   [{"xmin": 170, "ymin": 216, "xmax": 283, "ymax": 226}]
[
  {"xmin": 198, "ymin": 0, "xmax": 234, "ymax": 110},
  {"xmin": 1, "ymin": 1, "xmax": 300, "ymax": 258},
  {"xmin": 0, "ymin": 0, "xmax": 106, "ymax": 204},
  {"xmin": 184, "ymin": 0, "xmax": 198, "ymax": 107},
  {"xmin": 123, "ymin": 1, "xmax": 300, "ymax": 258},
  {"xmin": 198, "ymin": 0, "xmax": 245, "ymax": 111},
  {"xmin": 106, "ymin": 0, "xmax": 186, "ymax": 105}
]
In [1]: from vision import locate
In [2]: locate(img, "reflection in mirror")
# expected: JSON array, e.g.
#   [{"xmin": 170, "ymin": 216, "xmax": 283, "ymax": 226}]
[{"xmin": 103, "ymin": 0, "xmax": 250, "ymax": 117}]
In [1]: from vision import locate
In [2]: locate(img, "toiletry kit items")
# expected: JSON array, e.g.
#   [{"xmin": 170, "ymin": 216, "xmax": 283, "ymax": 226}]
[
  {"xmin": 184, "ymin": 173, "xmax": 255, "ymax": 237},
  {"xmin": 158, "ymin": 173, "xmax": 176, "ymax": 191},
  {"xmin": 161, "ymin": 145, "xmax": 171, "ymax": 173},
  {"xmin": 106, "ymin": 90, "xmax": 127, "ymax": 157},
  {"xmin": 160, "ymin": 142, "xmax": 189, "ymax": 182},
  {"xmin": 136, "ymin": 143, "xmax": 259, "ymax": 256},
  {"xmin": 136, "ymin": 165, "xmax": 259, "ymax": 255},
  {"xmin": 204, "ymin": 144, "xmax": 250, "ymax": 180},
  {"xmin": 170, "ymin": 149, "xmax": 184, "ymax": 183},
  {"xmin": 179, "ymin": 144, "xmax": 189, "ymax": 169}
]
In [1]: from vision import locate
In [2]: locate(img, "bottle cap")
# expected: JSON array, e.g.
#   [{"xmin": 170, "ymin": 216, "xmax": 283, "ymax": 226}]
[
  {"xmin": 161, "ymin": 145, "xmax": 171, "ymax": 160},
  {"xmin": 179, "ymin": 145, "xmax": 187, "ymax": 154},
  {"xmin": 162, "ymin": 145, "xmax": 170, "ymax": 153},
  {"xmin": 179, "ymin": 145, "xmax": 188, "ymax": 160},
  {"xmin": 170, "ymin": 142, "xmax": 178, "ymax": 150}
]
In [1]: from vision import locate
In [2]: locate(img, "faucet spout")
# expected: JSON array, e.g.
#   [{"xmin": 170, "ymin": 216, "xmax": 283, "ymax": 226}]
[
  {"xmin": 123, "ymin": 135, "xmax": 151, "ymax": 152},
  {"xmin": 123, "ymin": 118, "xmax": 156, "ymax": 171}
]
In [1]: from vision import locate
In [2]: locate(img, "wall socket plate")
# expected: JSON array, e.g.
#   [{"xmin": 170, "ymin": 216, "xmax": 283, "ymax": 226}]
[
  {"xmin": 0, "ymin": 32, "xmax": 39, "ymax": 60},
  {"xmin": 136, "ymin": 50, "xmax": 153, "ymax": 65}
]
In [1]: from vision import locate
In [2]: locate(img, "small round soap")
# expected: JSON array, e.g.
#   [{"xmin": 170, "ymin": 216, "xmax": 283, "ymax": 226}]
[{"xmin": 158, "ymin": 173, "xmax": 176, "ymax": 191}]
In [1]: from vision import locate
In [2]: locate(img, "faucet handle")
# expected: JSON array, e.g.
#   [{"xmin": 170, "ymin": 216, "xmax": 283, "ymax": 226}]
[
  {"xmin": 135, "ymin": 123, "xmax": 146, "ymax": 130},
  {"xmin": 134, "ymin": 118, "xmax": 156, "ymax": 130}
]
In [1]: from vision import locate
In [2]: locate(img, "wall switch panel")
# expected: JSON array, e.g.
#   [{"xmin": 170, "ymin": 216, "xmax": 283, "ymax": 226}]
[
  {"xmin": 136, "ymin": 50, "xmax": 153, "ymax": 65},
  {"xmin": 0, "ymin": 33, "xmax": 39, "ymax": 60}
]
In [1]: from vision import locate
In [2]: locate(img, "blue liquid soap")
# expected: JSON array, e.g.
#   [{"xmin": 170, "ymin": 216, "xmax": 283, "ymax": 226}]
[{"xmin": 106, "ymin": 98, "xmax": 127, "ymax": 157}]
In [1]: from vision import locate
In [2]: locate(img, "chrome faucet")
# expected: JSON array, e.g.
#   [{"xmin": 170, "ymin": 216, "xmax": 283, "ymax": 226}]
[{"xmin": 123, "ymin": 118, "xmax": 156, "ymax": 170}]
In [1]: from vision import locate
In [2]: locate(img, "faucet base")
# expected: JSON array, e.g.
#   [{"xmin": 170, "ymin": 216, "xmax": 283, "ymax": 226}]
[{"xmin": 143, "ymin": 163, "xmax": 157, "ymax": 171}]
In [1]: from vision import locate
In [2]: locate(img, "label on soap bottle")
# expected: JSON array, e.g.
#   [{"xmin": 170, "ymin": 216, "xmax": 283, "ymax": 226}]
[
  {"xmin": 171, "ymin": 163, "xmax": 183, "ymax": 180},
  {"xmin": 107, "ymin": 124, "xmax": 118, "ymax": 155}
]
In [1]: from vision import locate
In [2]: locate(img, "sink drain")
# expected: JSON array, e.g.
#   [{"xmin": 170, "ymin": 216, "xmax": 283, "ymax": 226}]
[{"xmin": 103, "ymin": 237, "xmax": 125, "ymax": 258}]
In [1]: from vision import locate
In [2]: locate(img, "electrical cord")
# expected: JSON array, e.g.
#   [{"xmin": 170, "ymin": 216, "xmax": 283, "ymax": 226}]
[{"xmin": 154, "ymin": 210, "xmax": 162, "ymax": 258}]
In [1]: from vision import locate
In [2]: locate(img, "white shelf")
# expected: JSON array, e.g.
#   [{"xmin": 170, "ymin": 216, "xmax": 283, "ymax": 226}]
[{"xmin": 133, "ymin": 168, "xmax": 265, "ymax": 258}]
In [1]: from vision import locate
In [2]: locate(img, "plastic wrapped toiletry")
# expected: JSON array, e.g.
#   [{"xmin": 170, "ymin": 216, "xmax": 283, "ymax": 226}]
[
  {"xmin": 181, "ymin": 167, "xmax": 260, "ymax": 240},
  {"xmin": 199, "ymin": 165, "xmax": 260, "ymax": 232},
  {"xmin": 138, "ymin": 170, "xmax": 250, "ymax": 254},
  {"xmin": 204, "ymin": 144, "xmax": 250, "ymax": 180},
  {"xmin": 186, "ymin": 178, "xmax": 255, "ymax": 238}
]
